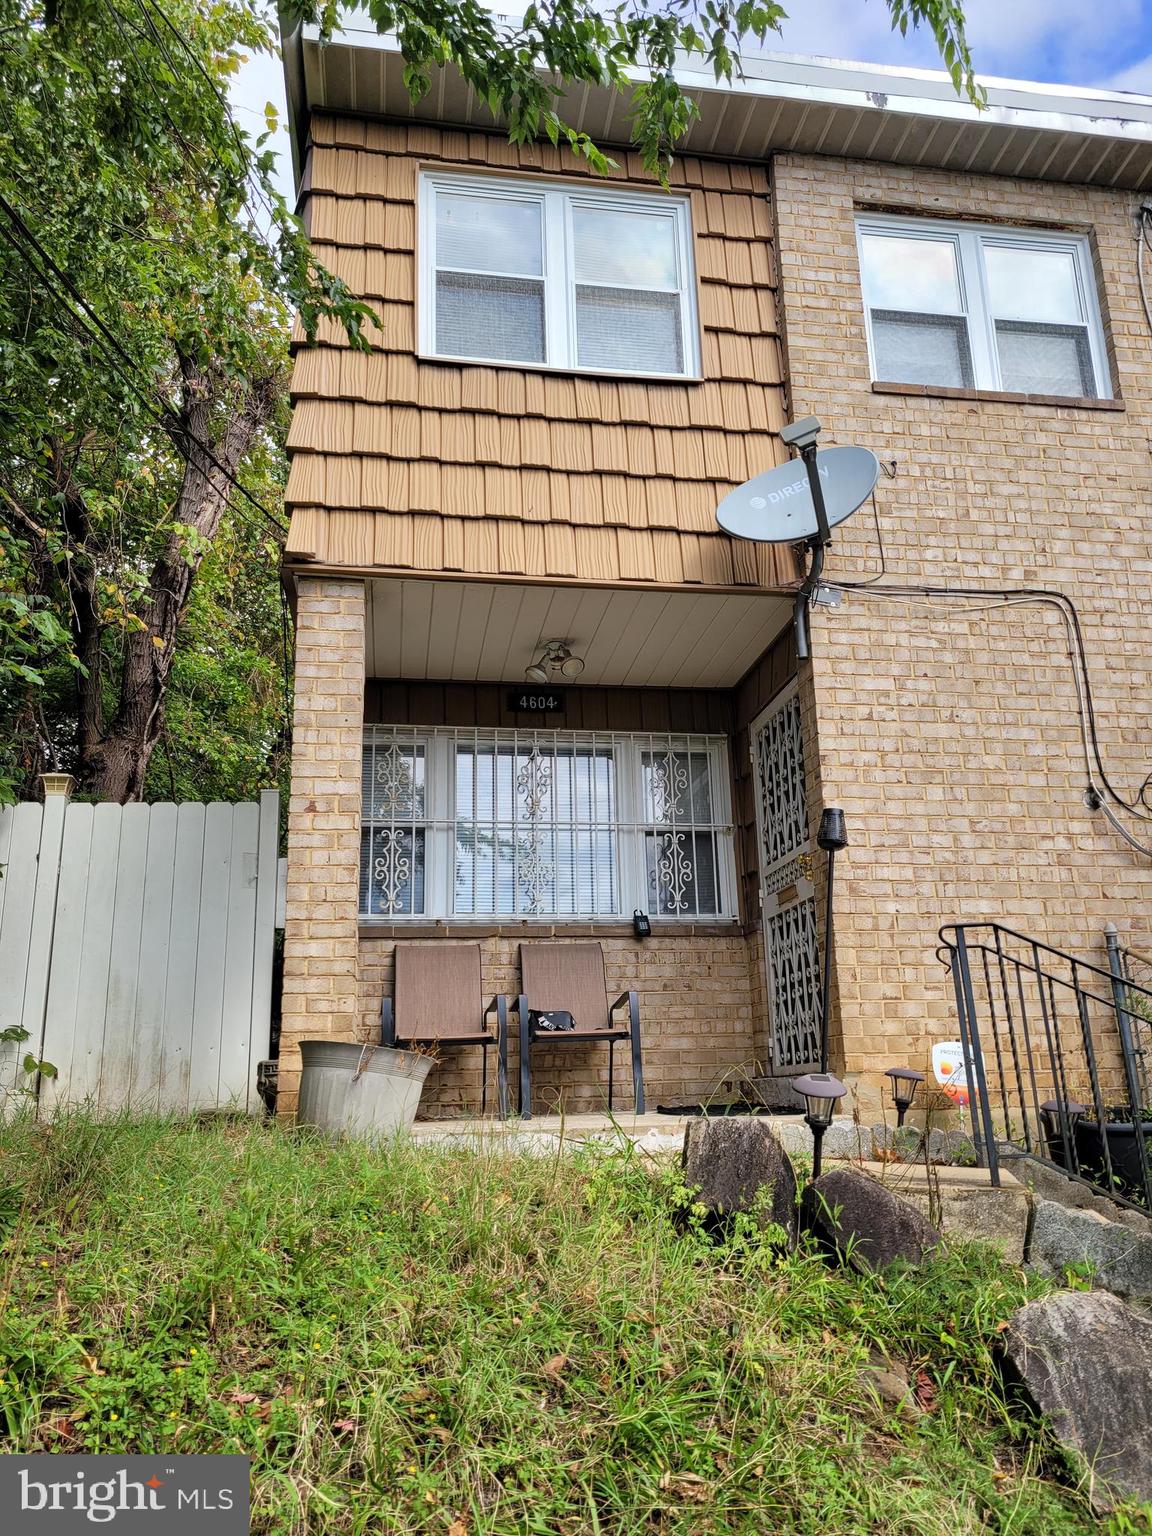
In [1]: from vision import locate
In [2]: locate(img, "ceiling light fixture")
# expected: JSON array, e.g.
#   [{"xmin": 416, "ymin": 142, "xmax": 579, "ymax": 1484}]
[{"xmin": 525, "ymin": 639, "xmax": 585, "ymax": 685}]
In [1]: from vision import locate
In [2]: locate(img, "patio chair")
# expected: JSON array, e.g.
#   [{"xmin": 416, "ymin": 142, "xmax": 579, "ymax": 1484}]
[
  {"xmin": 381, "ymin": 942, "xmax": 509, "ymax": 1117},
  {"xmin": 516, "ymin": 941, "xmax": 644, "ymax": 1120}
]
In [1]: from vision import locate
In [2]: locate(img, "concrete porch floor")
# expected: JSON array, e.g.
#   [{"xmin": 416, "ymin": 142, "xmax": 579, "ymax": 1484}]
[{"xmin": 409, "ymin": 1110, "xmax": 808, "ymax": 1154}]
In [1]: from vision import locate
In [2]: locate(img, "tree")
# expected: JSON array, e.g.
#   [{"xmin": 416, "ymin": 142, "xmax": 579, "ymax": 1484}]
[
  {"xmin": 0, "ymin": 0, "xmax": 370, "ymax": 803},
  {"xmin": 0, "ymin": 0, "xmax": 977, "ymax": 804}
]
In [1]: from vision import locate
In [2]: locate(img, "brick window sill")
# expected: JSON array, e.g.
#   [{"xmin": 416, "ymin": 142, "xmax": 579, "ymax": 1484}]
[
  {"xmin": 359, "ymin": 920, "xmax": 743, "ymax": 941},
  {"xmin": 871, "ymin": 380, "xmax": 1124, "ymax": 411}
]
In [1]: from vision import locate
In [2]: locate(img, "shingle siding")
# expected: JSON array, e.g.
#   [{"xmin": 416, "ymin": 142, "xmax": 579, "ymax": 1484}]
[{"xmin": 284, "ymin": 115, "xmax": 793, "ymax": 589}]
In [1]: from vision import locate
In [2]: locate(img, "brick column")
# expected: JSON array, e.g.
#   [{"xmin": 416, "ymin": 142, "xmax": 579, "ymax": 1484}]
[{"xmin": 279, "ymin": 575, "xmax": 366, "ymax": 1114}]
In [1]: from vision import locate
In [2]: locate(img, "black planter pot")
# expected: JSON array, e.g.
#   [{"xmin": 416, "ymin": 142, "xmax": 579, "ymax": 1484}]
[{"xmin": 1074, "ymin": 1115, "xmax": 1152, "ymax": 1202}]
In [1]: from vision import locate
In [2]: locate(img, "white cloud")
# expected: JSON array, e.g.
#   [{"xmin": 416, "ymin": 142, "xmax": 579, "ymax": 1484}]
[
  {"xmin": 1107, "ymin": 53, "xmax": 1152, "ymax": 94},
  {"xmin": 769, "ymin": 0, "xmax": 1145, "ymax": 86}
]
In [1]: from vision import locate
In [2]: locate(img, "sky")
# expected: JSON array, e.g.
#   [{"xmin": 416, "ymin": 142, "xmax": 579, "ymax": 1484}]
[{"xmin": 232, "ymin": 1, "xmax": 1152, "ymax": 206}]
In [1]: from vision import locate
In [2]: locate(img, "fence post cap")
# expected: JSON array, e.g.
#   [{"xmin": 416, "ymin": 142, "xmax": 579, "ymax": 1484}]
[
  {"xmin": 39, "ymin": 772, "xmax": 75, "ymax": 799},
  {"xmin": 1104, "ymin": 921, "xmax": 1119, "ymax": 939}
]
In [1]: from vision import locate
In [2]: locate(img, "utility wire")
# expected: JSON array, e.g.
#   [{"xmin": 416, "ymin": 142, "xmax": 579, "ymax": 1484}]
[
  {"xmin": 0, "ymin": 194, "xmax": 288, "ymax": 535},
  {"xmin": 133, "ymin": 0, "xmax": 287, "ymax": 232},
  {"xmin": 829, "ymin": 578, "xmax": 1152, "ymax": 854}
]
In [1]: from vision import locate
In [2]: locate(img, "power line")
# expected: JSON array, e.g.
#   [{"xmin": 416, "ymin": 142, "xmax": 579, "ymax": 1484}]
[
  {"xmin": 829, "ymin": 577, "xmax": 1152, "ymax": 854},
  {"xmin": 0, "ymin": 193, "xmax": 287, "ymax": 535}
]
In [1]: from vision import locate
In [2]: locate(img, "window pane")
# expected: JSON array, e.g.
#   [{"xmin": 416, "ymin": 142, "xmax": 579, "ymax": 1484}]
[
  {"xmin": 360, "ymin": 826, "xmax": 425, "ymax": 916},
  {"xmin": 436, "ymin": 272, "xmax": 545, "ymax": 363},
  {"xmin": 984, "ymin": 244, "xmax": 1082, "ymax": 324},
  {"xmin": 871, "ymin": 309, "xmax": 974, "ymax": 388},
  {"xmin": 645, "ymin": 830, "xmax": 720, "ymax": 916},
  {"xmin": 454, "ymin": 742, "xmax": 618, "ymax": 916},
  {"xmin": 995, "ymin": 321, "xmax": 1094, "ymax": 397},
  {"xmin": 860, "ymin": 233, "xmax": 963, "ymax": 314},
  {"xmin": 362, "ymin": 739, "xmax": 424, "ymax": 820},
  {"xmin": 575, "ymin": 286, "xmax": 683, "ymax": 374},
  {"xmin": 436, "ymin": 192, "xmax": 542, "ymax": 276},
  {"xmin": 572, "ymin": 206, "xmax": 679, "ymax": 288}
]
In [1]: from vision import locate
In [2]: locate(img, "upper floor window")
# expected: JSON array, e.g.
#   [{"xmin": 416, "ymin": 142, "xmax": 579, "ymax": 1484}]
[
  {"xmin": 856, "ymin": 215, "xmax": 1109, "ymax": 400},
  {"xmin": 419, "ymin": 172, "xmax": 700, "ymax": 378}
]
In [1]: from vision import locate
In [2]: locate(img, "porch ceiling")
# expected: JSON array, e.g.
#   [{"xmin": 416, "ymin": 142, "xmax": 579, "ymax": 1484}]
[{"xmin": 366, "ymin": 578, "xmax": 791, "ymax": 689}]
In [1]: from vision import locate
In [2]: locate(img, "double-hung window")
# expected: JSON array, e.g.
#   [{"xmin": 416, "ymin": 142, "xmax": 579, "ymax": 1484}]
[
  {"xmin": 856, "ymin": 215, "xmax": 1109, "ymax": 399},
  {"xmin": 360, "ymin": 728, "xmax": 734, "ymax": 920},
  {"xmin": 419, "ymin": 172, "xmax": 700, "ymax": 378}
]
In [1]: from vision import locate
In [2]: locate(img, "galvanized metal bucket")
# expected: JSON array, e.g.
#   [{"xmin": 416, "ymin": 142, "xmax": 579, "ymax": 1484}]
[{"xmin": 297, "ymin": 1040, "xmax": 433, "ymax": 1143}]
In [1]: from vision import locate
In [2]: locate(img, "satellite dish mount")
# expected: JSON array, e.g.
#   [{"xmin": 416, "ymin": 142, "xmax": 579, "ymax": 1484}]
[
  {"xmin": 713, "ymin": 416, "xmax": 879, "ymax": 661},
  {"xmin": 779, "ymin": 416, "xmax": 833, "ymax": 659}
]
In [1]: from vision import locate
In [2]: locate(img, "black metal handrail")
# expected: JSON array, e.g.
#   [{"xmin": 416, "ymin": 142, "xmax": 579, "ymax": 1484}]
[{"xmin": 938, "ymin": 922, "xmax": 1152, "ymax": 1208}]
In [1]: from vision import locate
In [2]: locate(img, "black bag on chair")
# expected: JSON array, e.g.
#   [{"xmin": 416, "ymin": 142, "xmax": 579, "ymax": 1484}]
[{"xmin": 529, "ymin": 1009, "xmax": 576, "ymax": 1033}]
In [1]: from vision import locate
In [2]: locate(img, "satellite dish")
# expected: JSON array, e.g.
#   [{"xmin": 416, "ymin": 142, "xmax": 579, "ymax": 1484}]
[{"xmin": 716, "ymin": 446, "xmax": 879, "ymax": 544}]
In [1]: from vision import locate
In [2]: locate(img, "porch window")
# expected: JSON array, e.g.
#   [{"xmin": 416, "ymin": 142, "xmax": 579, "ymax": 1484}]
[
  {"xmin": 419, "ymin": 172, "xmax": 700, "ymax": 378},
  {"xmin": 360, "ymin": 728, "xmax": 734, "ymax": 920},
  {"xmin": 856, "ymin": 215, "xmax": 1109, "ymax": 399}
]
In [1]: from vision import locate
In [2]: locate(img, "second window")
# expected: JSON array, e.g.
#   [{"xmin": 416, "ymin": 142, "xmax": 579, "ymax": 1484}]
[{"xmin": 420, "ymin": 172, "xmax": 700, "ymax": 378}]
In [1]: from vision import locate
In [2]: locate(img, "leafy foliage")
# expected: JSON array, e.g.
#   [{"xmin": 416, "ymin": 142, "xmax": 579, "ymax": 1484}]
[
  {"xmin": 0, "ymin": 0, "xmax": 367, "ymax": 802},
  {"xmin": 293, "ymin": 0, "xmax": 983, "ymax": 179}
]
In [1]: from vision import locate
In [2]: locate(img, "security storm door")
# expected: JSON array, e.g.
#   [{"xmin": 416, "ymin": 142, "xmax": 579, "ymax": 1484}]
[{"xmin": 750, "ymin": 685, "xmax": 822, "ymax": 1074}]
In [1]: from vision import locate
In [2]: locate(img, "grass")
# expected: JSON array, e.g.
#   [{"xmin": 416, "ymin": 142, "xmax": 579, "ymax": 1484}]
[{"xmin": 0, "ymin": 1112, "xmax": 1146, "ymax": 1535}]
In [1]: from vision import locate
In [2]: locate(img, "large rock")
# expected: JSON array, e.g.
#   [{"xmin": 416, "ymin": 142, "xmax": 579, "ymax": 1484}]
[
  {"xmin": 801, "ymin": 1167, "xmax": 943, "ymax": 1272},
  {"xmin": 681, "ymin": 1117, "xmax": 797, "ymax": 1238},
  {"xmin": 1002, "ymin": 1149, "xmax": 1152, "ymax": 1235},
  {"xmin": 1028, "ymin": 1200, "xmax": 1152, "ymax": 1301},
  {"xmin": 1001, "ymin": 1291, "xmax": 1152, "ymax": 1511}
]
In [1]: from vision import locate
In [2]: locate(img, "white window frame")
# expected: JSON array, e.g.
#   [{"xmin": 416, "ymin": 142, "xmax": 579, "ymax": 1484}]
[
  {"xmin": 855, "ymin": 213, "xmax": 1110, "ymax": 399},
  {"xmin": 360, "ymin": 726, "xmax": 736, "ymax": 922},
  {"xmin": 418, "ymin": 170, "xmax": 701, "ymax": 380}
]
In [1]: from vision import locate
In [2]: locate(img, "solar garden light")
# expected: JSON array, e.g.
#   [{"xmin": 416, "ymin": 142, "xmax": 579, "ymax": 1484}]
[
  {"xmin": 792, "ymin": 1072, "xmax": 847, "ymax": 1182},
  {"xmin": 815, "ymin": 807, "xmax": 848, "ymax": 1072},
  {"xmin": 1039, "ymin": 1098, "xmax": 1087, "ymax": 1164},
  {"xmin": 885, "ymin": 1066, "xmax": 926, "ymax": 1128}
]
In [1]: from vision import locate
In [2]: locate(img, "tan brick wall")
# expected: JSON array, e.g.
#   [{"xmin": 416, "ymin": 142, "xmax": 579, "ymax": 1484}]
[
  {"xmin": 357, "ymin": 933, "xmax": 759, "ymax": 1116},
  {"xmin": 771, "ymin": 154, "xmax": 1152, "ymax": 1112},
  {"xmin": 280, "ymin": 577, "xmax": 367, "ymax": 1111}
]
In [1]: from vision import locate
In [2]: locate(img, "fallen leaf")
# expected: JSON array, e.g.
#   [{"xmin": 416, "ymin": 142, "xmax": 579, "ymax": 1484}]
[
  {"xmin": 541, "ymin": 1354, "xmax": 569, "ymax": 1382},
  {"xmin": 913, "ymin": 1369, "xmax": 938, "ymax": 1413},
  {"xmin": 227, "ymin": 1391, "xmax": 259, "ymax": 1405},
  {"xmin": 658, "ymin": 1472, "xmax": 711, "ymax": 1503},
  {"xmin": 447, "ymin": 1522, "xmax": 469, "ymax": 1536}
]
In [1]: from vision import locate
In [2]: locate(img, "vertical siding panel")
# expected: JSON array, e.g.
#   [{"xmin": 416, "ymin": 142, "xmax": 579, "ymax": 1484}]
[
  {"xmin": 218, "ymin": 803, "xmax": 260, "ymax": 1109},
  {"xmin": 163, "ymin": 803, "xmax": 207, "ymax": 1111},
  {"xmin": 38, "ymin": 804, "xmax": 95, "ymax": 1113},
  {"xmin": 98, "ymin": 804, "xmax": 150, "ymax": 1112},
  {"xmin": 127, "ymin": 803, "xmax": 179, "ymax": 1110},
  {"xmin": 189, "ymin": 805, "xmax": 233, "ymax": 1108}
]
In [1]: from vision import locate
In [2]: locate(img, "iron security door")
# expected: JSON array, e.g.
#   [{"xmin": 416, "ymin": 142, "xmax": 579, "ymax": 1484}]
[{"xmin": 750, "ymin": 684, "xmax": 822, "ymax": 1073}]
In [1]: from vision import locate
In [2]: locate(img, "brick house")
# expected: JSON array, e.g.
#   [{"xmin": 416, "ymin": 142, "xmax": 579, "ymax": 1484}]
[{"xmin": 277, "ymin": 21, "xmax": 1152, "ymax": 1121}]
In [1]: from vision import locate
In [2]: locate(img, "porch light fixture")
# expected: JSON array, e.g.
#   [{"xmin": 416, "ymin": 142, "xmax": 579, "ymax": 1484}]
[
  {"xmin": 885, "ymin": 1066, "xmax": 925, "ymax": 1128},
  {"xmin": 792, "ymin": 1072, "xmax": 846, "ymax": 1181},
  {"xmin": 815, "ymin": 806, "xmax": 848, "ymax": 1072},
  {"xmin": 525, "ymin": 639, "xmax": 585, "ymax": 685}
]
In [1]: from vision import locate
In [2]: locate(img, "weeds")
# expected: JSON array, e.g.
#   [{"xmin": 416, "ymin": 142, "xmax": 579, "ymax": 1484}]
[{"xmin": 0, "ymin": 1111, "xmax": 1136, "ymax": 1534}]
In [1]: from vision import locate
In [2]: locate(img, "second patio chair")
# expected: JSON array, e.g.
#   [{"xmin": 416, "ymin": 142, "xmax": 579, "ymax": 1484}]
[
  {"xmin": 381, "ymin": 942, "xmax": 509, "ymax": 1118},
  {"xmin": 516, "ymin": 941, "xmax": 644, "ymax": 1120}
]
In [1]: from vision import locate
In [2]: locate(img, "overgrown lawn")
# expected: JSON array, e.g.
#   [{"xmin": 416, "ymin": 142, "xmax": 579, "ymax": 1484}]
[{"xmin": 0, "ymin": 1113, "xmax": 1141, "ymax": 1534}]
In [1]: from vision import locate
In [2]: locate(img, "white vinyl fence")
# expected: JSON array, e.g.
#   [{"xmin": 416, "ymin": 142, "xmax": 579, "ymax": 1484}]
[{"xmin": 0, "ymin": 790, "xmax": 278, "ymax": 1116}]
